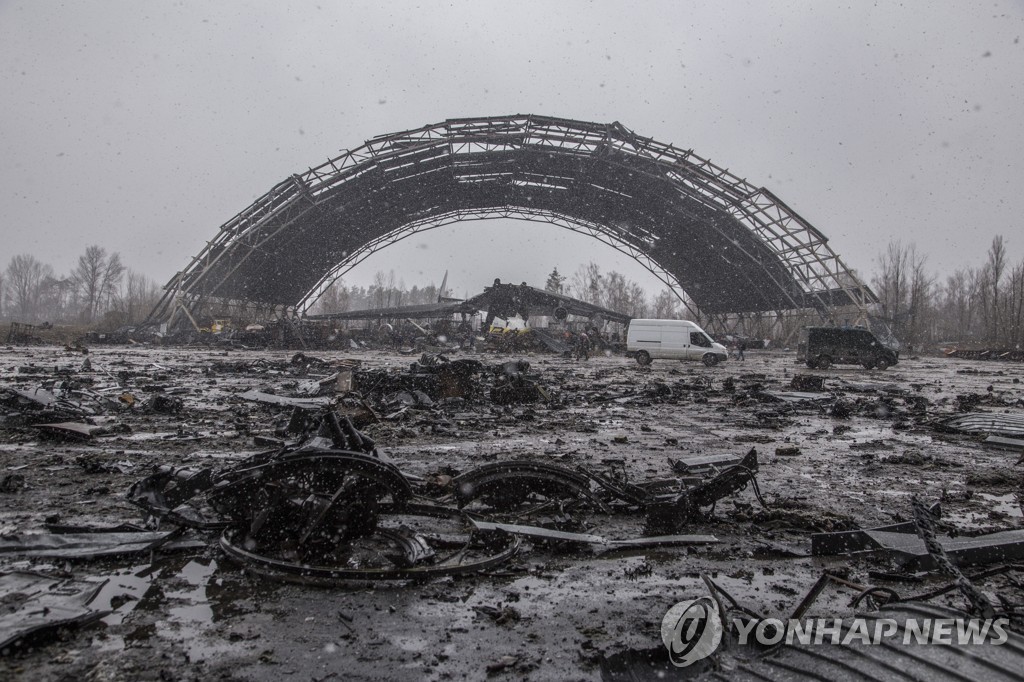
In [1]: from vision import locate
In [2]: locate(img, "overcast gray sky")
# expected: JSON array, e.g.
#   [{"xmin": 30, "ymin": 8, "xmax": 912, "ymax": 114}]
[{"xmin": 2, "ymin": 1, "xmax": 1022, "ymax": 298}]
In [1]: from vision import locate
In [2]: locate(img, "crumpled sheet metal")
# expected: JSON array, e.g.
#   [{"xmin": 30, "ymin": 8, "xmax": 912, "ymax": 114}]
[
  {"xmin": 0, "ymin": 572, "xmax": 109, "ymax": 653},
  {"xmin": 0, "ymin": 531, "xmax": 177, "ymax": 559},
  {"xmin": 128, "ymin": 465, "xmax": 222, "ymax": 529},
  {"xmin": 34, "ymin": 421, "xmax": 109, "ymax": 440},
  {"xmin": 809, "ymin": 504, "xmax": 1024, "ymax": 572},
  {"xmin": 811, "ymin": 503, "xmax": 941, "ymax": 556},
  {"xmin": 0, "ymin": 387, "xmax": 93, "ymax": 421},
  {"xmin": 864, "ymin": 528, "xmax": 1024, "ymax": 572}
]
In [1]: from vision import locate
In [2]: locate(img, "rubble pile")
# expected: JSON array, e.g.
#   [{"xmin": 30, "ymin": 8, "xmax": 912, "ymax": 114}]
[{"xmin": 0, "ymin": 344, "xmax": 1022, "ymax": 679}]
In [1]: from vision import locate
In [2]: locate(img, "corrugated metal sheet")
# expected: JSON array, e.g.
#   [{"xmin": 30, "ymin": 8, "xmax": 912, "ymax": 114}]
[{"xmin": 937, "ymin": 413, "xmax": 1024, "ymax": 438}]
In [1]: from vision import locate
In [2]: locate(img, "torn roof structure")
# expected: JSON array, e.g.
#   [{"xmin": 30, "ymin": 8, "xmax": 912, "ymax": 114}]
[{"xmin": 147, "ymin": 115, "xmax": 875, "ymax": 329}]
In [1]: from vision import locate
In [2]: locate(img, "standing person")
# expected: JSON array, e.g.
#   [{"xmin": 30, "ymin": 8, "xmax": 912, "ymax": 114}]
[
  {"xmin": 737, "ymin": 338, "xmax": 746, "ymax": 361},
  {"xmin": 575, "ymin": 331, "xmax": 590, "ymax": 361}
]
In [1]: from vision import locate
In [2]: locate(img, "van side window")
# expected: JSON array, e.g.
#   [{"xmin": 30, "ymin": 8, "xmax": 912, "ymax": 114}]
[{"xmin": 690, "ymin": 332, "xmax": 711, "ymax": 348}]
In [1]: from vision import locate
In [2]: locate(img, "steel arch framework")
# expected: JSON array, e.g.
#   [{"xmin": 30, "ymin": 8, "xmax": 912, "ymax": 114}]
[{"xmin": 148, "ymin": 114, "xmax": 875, "ymax": 329}]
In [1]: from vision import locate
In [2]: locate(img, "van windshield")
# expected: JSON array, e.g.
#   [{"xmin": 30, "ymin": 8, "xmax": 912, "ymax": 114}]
[{"xmin": 690, "ymin": 332, "xmax": 711, "ymax": 348}]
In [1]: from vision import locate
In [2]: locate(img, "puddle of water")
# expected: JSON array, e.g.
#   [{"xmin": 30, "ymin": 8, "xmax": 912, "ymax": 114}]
[
  {"xmin": 87, "ymin": 558, "xmax": 251, "ymax": 661},
  {"xmin": 945, "ymin": 492, "xmax": 1023, "ymax": 529},
  {"xmin": 93, "ymin": 566, "xmax": 161, "ymax": 627},
  {"xmin": 391, "ymin": 635, "xmax": 430, "ymax": 653},
  {"xmin": 183, "ymin": 449, "xmax": 261, "ymax": 461},
  {"xmin": 121, "ymin": 432, "xmax": 178, "ymax": 441},
  {"xmin": 981, "ymin": 492, "xmax": 1024, "ymax": 517}
]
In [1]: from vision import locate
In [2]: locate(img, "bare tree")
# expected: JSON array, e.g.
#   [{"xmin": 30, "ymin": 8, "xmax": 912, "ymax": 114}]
[
  {"xmin": 418, "ymin": 284, "xmax": 438, "ymax": 304},
  {"xmin": 937, "ymin": 269, "xmax": 976, "ymax": 342},
  {"xmin": 651, "ymin": 289, "xmax": 682, "ymax": 319},
  {"xmin": 73, "ymin": 246, "xmax": 106, "ymax": 322},
  {"xmin": 117, "ymin": 269, "xmax": 161, "ymax": 324},
  {"xmin": 5, "ymin": 254, "xmax": 52, "ymax": 321},
  {"xmin": 371, "ymin": 270, "xmax": 398, "ymax": 308},
  {"xmin": 1007, "ymin": 258, "xmax": 1024, "ymax": 348},
  {"xmin": 872, "ymin": 241, "xmax": 931, "ymax": 346},
  {"xmin": 317, "ymin": 280, "xmax": 351, "ymax": 315},
  {"xmin": 568, "ymin": 262, "xmax": 650, "ymax": 317},
  {"xmin": 906, "ymin": 251, "xmax": 934, "ymax": 347},
  {"xmin": 603, "ymin": 271, "xmax": 630, "ymax": 313},
  {"xmin": 571, "ymin": 262, "xmax": 604, "ymax": 306},
  {"xmin": 983, "ymin": 236, "xmax": 1007, "ymax": 343},
  {"xmin": 73, "ymin": 245, "xmax": 124, "ymax": 322},
  {"xmin": 37, "ymin": 275, "xmax": 76, "ymax": 322},
  {"xmin": 100, "ymin": 252, "xmax": 125, "ymax": 313},
  {"xmin": 626, "ymin": 281, "xmax": 649, "ymax": 318}
]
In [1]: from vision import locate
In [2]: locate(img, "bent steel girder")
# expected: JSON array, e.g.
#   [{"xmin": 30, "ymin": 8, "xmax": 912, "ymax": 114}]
[{"xmin": 148, "ymin": 114, "xmax": 875, "ymax": 327}]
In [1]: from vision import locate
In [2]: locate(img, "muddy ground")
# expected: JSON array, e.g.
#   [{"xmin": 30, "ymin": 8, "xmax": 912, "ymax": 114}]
[{"xmin": 1, "ymin": 344, "xmax": 1022, "ymax": 681}]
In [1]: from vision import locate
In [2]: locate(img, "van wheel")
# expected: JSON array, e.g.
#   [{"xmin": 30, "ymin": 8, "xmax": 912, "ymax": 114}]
[
  {"xmin": 815, "ymin": 355, "xmax": 832, "ymax": 370},
  {"xmin": 702, "ymin": 354, "xmax": 719, "ymax": 367},
  {"xmin": 876, "ymin": 357, "xmax": 891, "ymax": 370},
  {"xmin": 636, "ymin": 351, "xmax": 651, "ymax": 366}
]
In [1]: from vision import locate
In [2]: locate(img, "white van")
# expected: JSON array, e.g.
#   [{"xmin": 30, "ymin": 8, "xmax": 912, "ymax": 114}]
[{"xmin": 625, "ymin": 319, "xmax": 728, "ymax": 366}]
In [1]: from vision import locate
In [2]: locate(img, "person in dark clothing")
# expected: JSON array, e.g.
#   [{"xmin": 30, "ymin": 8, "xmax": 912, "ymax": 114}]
[
  {"xmin": 575, "ymin": 331, "xmax": 590, "ymax": 361},
  {"xmin": 737, "ymin": 338, "xmax": 746, "ymax": 361}
]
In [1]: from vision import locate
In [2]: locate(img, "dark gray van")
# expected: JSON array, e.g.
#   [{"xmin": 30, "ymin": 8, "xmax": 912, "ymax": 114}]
[{"xmin": 798, "ymin": 327, "xmax": 899, "ymax": 370}]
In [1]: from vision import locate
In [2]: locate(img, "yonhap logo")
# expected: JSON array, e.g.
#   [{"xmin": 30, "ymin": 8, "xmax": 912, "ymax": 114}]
[
  {"xmin": 661, "ymin": 596, "xmax": 724, "ymax": 667},
  {"xmin": 659, "ymin": 596, "xmax": 1009, "ymax": 667}
]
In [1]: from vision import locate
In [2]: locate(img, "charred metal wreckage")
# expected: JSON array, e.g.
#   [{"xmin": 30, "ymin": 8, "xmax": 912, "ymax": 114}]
[
  {"xmin": 126, "ymin": 405, "xmax": 759, "ymax": 584},
  {"xmin": 2, "ymin": 344, "xmax": 1023, "ymax": 676}
]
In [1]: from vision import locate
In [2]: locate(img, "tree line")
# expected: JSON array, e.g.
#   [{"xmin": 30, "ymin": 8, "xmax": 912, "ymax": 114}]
[
  {"xmin": 872, "ymin": 235, "xmax": 1024, "ymax": 349},
  {"xmin": 548, "ymin": 236, "xmax": 1024, "ymax": 349},
  {"xmin": 316, "ymin": 269, "xmax": 444, "ymax": 315},
  {"xmin": 6, "ymin": 234, "xmax": 1021, "ymax": 348},
  {"xmin": 0, "ymin": 247, "xmax": 162, "ymax": 327},
  {"xmin": 315, "ymin": 264, "xmax": 689, "ymax": 322}
]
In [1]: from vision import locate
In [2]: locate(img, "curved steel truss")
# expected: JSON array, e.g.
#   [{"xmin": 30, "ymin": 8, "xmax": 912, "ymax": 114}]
[
  {"xmin": 298, "ymin": 206, "xmax": 699, "ymax": 317},
  {"xmin": 148, "ymin": 114, "xmax": 875, "ymax": 328}
]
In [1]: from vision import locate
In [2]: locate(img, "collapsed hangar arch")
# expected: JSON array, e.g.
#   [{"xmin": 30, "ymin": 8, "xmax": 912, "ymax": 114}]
[{"xmin": 148, "ymin": 114, "xmax": 875, "ymax": 329}]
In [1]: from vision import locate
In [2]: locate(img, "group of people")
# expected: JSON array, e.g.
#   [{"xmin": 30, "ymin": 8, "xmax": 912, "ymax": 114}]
[{"xmin": 559, "ymin": 327, "xmax": 608, "ymax": 361}]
